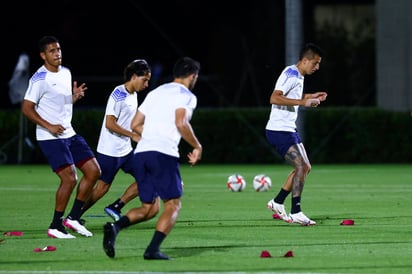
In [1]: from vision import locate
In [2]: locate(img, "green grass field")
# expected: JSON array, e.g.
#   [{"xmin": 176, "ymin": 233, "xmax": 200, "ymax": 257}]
[{"xmin": 0, "ymin": 164, "xmax": 411, "ymax": 273}]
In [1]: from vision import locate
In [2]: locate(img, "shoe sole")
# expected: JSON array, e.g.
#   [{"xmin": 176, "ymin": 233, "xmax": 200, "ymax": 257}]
[
  {"xmin": 103, "ymin": 223, "xmax": 116, "ymax": 258},
  {"xmin": 290, "ymin": 218, "xmax": 316, "ymax": 226},
  {"xmin": 47, "ymin": 229, "xmax": 76, "ymax": 239},
  {"xmin": 63, "ymin": 221, "xmax": 93, "ymax": 237},
  {"xmin": 295, "ymin": 221, "xmax": 316, "ymax": 226}
]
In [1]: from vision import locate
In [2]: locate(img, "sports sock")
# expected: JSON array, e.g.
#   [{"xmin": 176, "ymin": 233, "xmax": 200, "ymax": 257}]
[
  {"xmin": 116, "ymin": 215, "xmax": 131, "ymax": 230},
  {"xmin": 67, "ymin": 199, "xmax": 84, "ymax": 220},
  {"xmin": 50, "ymin": 211, "xmax": 64, "ymax": 229},
  {"xmin": 274, "ymin": 188, "xmax": 290, "ymax": 204},
  {"xmin": 145, "ymin": 230, "xmax": 166, "ymax": 254},
  {"xmin": 291, "ymin": 196, "xmax": 301, "ymax": 214},
  {"xmin": 109, "ymin": 198, "xmax": 124, "ymax": 211}
]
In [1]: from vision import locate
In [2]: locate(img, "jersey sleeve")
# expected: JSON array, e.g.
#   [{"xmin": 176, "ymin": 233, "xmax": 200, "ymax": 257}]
[
  {"xmin": 274, "ymin": 67, "xmax": 299, "ymax": 95},
  {"xmin": 24, "ymin": 71, "xmax": 47, "ymax": 103},
  {"xmin": 106, "ymin": 88, "xmax": 127, "ymax": 118}
]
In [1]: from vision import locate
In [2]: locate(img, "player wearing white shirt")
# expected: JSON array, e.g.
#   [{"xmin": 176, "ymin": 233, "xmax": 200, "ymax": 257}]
[
  {"xmin": 134, "ymin": 82, "xmax": 197, "ymax": 157},
  {"xmin": 103, "ymin": 57, "xmax": 202, "ymax": 260},
  {"xmin": 265, "ymin": 43, "xmax": 328, "ymax": 226},
  {"xmin": 97, "ymin": 84, "xmax": 138, "ymax": 157},
  {"xmin": 80, "ymin": 60, "xmax": 155, "ymax": 222},
  {"xmin": 24, "ymin": 65, "xmax": 76, "ymax": 140},
  {"xmin": 22, "ymin": 35, "xmax": 101, "ymax": 239},
  {"xmin": 266, "ymin": 64, "xmax": 304, "ymax": 132}
]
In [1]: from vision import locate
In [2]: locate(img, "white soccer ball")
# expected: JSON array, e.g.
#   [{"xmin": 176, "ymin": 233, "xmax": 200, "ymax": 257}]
[
  {"xmin": 253, "ymin": 174, "xmax": 272, "ymax": 192},
  {"xmin": 227, "ymin": 174, "xmax": 246, "ymax": 192}
]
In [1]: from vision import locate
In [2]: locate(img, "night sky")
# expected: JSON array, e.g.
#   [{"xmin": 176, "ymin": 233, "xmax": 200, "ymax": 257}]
[{"xmin": 1, "ymin": 0, "xmax": 288, "ymax": 109}]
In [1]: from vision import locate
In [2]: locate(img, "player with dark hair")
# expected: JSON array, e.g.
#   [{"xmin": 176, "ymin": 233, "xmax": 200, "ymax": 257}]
[
  {"xmin": 22, "ymin": 35, "xmax": 101, "ymax": 238},
  {"xmin": 80, "ymin": 59, "xmax": 157, "ymax": 220},
  {"xmin": 103, "ymin": 56, "xmax": 203, "ymax": 260},
  {"xmin": 266, "ymin": 43, "xmax": 328, "ymax": 226}
]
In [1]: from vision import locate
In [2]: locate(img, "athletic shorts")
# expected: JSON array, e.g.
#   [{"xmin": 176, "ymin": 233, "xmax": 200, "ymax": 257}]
[
  {"xmin": 133, "ymin": 151, "xmax": 182, "ymax": 203},
  {"xmin": 38, "ymin": 134, "xmax": 95, "ymax": 172},
  {"xmin": 265, "ymin": 129, "xmax": 301, "ymax": 158},
  {"xmin": 96, "ymin": 151, "xmax": 135, "ymax": 184}
]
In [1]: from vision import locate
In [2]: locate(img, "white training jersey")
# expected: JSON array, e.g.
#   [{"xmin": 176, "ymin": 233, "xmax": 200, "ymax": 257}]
[
  {"xmin": 265, "ymin": 64, "xmax": 304, "ymax": 132},
  {"xmin": 97, "ymin": 85, "xmax": 137, "ymax": 157},
  {"xmin": 23, "ymin": 65, "xmax": 76, "ymax": 140},
  {"xmin": 135, "ymin": 82, "xmax": 197, "ymax": 157}
]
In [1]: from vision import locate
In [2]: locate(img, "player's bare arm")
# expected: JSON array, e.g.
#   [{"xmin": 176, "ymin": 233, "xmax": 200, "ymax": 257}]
[
  {"xmin": 105, "ymin": 115, "xmax": 139, "ymax": 142},
  {"xmin": 270, "ymin": 90, "xmax": 320, "ymax": 107},
  {"xmin": 304, "ymin": 92, "xmax": 328, "ymax": 101},
  {"xmin": 175, "ymin": 108, "xmax": 202, "ymax": 165},
  {"xmin": 131, "ymin": 111, "xmax": 145, "ymax": 140},
  {"xmin": 22, "ymin": 100, "xmax": 65, "ymax": 135}
]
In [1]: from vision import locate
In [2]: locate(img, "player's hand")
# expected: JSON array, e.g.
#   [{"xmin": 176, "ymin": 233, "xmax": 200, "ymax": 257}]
[
  {"xmin": 130, "ymin": 132, "xmax": 141, "ymax": 143},
  {"xmin": 73, "ymin": 81, "xmax": 88, "ymax": 101},
  {"xmin": 187, "ymin": 147, "xmax": 202, "ymax": 166},
  {"xmin": 312, "ymin": 91, "xmax": 328, "ymax": 101},
  {"xmin": 304, "ymin": 98, "xmax": 321, "ymax": 107},
  {"xmin": 48, "ymin": 124, "xmax": 66, "ymax": 136}
]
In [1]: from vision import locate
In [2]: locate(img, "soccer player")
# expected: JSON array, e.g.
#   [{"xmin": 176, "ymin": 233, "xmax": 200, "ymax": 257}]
[
  {"xmin": 22, "ymin": 35, "xmax": 101, "ymax": 238},
  {"xmin": 103, "ymin": 57, "xmax": 203, "ymax": 260},
  {"xmin": 266, "ymin": 43, "xmax": 328, "ymax": 225},
  {"xmin": 79, "ymin": 59, "xmax": 156, "ymax": 221}
]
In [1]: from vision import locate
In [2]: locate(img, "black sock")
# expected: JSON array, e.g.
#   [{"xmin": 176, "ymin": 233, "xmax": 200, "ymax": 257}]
[
  {"xmin": 50, "ymin": 211, "xmax": 64, "ymax": 229},
  {"xmin": 274, "ymin": 188, "xmax": 290, "ymax": 204},
  {"xmin": 115, "ymin": 216, "xmax": 131, "ymax": 230},
  {"xmin": 145, "ymin": 231, "xmax": 166, "ymax": 254},
  {"xmin": 291, "ymin": 196, "xmax": 301, "ymax": 214},
  {"xmin": 109, "ymin": 199, "xmax": 124, "ymax": 211},
  {"xmin": 67, "ymin": 199, "xmax": 84, "ymax": 220}
]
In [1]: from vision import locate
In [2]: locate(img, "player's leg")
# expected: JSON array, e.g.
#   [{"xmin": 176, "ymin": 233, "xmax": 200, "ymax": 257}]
[
  {"xmin": 144, "ymin": 153, "xmax": 182, "ymax": 260},
  {"xmin": 81, "ymin": 179, "xmax": 111, "ymax": 215},
  {"xmin": 105, "ymin": 181, "xmax": 138, "ymax": 217},
  {"xmin": 104, "ymin": 152, "xmax": 139, "ymax": 220},
  {"xmin": 265, "ymin": 130, "xmax": 297, "ymax": 221},
  {"xmin": 284, "ymin": 143, "xmax": 311, "ymax": 198},
  {"xmin": 284, "ymin": 142, "xmax": 315, "ymax": 225},
  {"xmin": 103, "ymin": 201, "xmax": 156, "ymax": 258},
  {"xmin": 64, "ymin": 135, "xmax": 101, "ymax": 236},
  {"xmin": 48, "ymin": 165, "xmax": 78, "ymax": 238},
  {"xmin": 120, "ymin": 182, "xmax": 139, "ymax": 204},
  {"xmin": 38, "ymin": 139, "xmax": 77, "ymax": 238}
]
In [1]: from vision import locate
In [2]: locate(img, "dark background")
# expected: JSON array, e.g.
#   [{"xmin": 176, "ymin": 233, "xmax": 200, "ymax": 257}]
[{"xmin": 1, "ymin": 0, "xmax": 374, "ymax": 109}]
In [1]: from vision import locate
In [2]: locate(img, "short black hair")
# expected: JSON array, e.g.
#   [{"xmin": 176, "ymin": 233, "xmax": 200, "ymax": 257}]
[
  {"xmin": 123, "ymin": 59, "xmax": 151, "ymax": 82},
  {"xmin": 173, "ymin": 57, "xmax": 200, "ymax": 78},
  {"xmin": 38, "ymin": 36, "xmax": 59, "ymax": 52},
  {"xmin": 299, "ymin": 43, "xmax": 324, "ymax": 60}
]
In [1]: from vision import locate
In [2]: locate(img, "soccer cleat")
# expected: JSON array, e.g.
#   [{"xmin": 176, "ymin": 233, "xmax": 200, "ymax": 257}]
[
  {"xmin": 289, "ymin": 212, "xmax": 316, "ymax": 226},
  {"xmin": 267, "ymin": 200, "xmax": 291, "ymax": 222},
  {"xmin": 63, "ymin": 218, "xmax": 93, "ymax": 237},
  {"xmin": 103, "ymin": 222, "xmax": 117, "ymax": 258},
  {"xmin": 144, "ymin": 251, "xmax": 172, "ymax": 260},
  {"xmin": 47, "ymin": 228, "xmax": 76, "ymax": 239},
  {"xmin": 104, "ymin": 207, "xmax": 121, "ymax": 222}
]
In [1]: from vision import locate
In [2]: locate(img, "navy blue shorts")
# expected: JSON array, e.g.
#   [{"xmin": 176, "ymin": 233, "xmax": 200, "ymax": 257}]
[
  {"xmin": 265, "ymin": 130, "xmax": 301, "ymax": 158},
  {"xmin": 96, "ymin": 151, "xmax": 135, "ymax": 184},
  {"xmin": 133, "ymin": 151, "xmax": 182, "ymax": 203},
  {"xmin": 38, "ymin": 134, "xmax": 95, "ymax": 172}
]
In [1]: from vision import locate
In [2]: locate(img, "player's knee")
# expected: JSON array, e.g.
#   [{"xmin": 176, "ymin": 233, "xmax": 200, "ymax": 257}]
[{"xmin": 305, "ymin": 163, "xmax": 312, "ymax": 174}]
